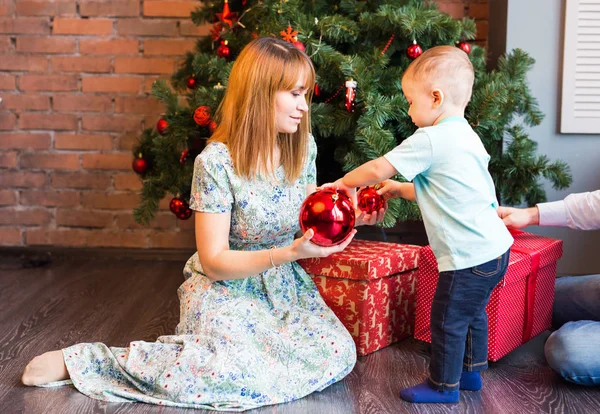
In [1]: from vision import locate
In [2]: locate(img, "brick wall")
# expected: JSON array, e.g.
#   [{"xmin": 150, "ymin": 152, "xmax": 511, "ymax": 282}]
[{"xmin": 0, "ymin": 0, "xmax": 489, "ymax": 250}]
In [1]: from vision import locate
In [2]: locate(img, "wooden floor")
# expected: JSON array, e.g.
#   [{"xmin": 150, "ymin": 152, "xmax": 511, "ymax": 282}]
[{"xmin": 1, "ymin": 253, "xmax": 599, "ymax": 414}]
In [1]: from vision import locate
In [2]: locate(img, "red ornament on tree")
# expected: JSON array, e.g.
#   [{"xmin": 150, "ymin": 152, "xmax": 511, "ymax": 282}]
[
  {"xmin": 193, "ymin": 106, "xmax": 212, "ymax": 126},
  {"xmin": 170, "ymin": 197, "xmax": 192, "ymax": 220},
  {"xmin": 132, "ymin": 153, "xmax": 148, "ymax": 175},
  {"xmin": 217, "ymin": 40, "xmax": 230, "ymax": 60},
  {"xmin": 314, "ymin": 83, "xmax": 320, "ymax": 96},
  {"xmin": 345, "ymin": 79, "xmax": 357, "ymax": 112},
  {"xmin": 209, "ymin": 121, "xmax": 218, "ymax": 134},
  {"xmin": 357, "ymin": 186, "xmax": 385, "ymax": 214},
  {"xmin": 299, "ymin": 188, "xmax": 355, "ymax": 247},
  {"xmin": 457, "ymin": 41, "xmax": 471, "ymax": 54},
  {"xmin": 292, "ymin": 38, "xmax": 305, "ymax": 52},
  {"xmin": 177, "ymin": 206, "xmax": 193, "ymax": 220},
  {"xmin": 187, "ymin": 77, "xmax": 197, "ymax": 89},
  {"xmin": 156, "ymin": 118, "xmax": 168, "ymax": 135},
  {"xmin": 179, "ymin": 149, "xmax": 189, "ymax": 165},
  {"xmin": 407, "ymin": 40, "xmax": 423, "ymax": 60}
]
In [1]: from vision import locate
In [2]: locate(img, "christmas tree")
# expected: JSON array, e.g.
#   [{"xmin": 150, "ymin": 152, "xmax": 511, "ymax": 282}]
[{"xmin": 132, "ymin": 0, "xmax": 572, "ymax": 226}]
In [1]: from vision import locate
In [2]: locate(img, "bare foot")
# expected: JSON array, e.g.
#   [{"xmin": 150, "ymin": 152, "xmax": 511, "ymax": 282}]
[{"xmin": 22, "ymin": 350, "xmax": 69, "ymax": 386}]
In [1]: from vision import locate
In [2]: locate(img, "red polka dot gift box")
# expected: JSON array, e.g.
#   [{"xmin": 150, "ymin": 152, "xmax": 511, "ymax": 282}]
[
  {"xmin": 413, "ymin": 230, "xmax": 563, "ymax": 362},
  {"xmin": 298, "ymin": 239, "xmax": 420, "ymax": 356}
]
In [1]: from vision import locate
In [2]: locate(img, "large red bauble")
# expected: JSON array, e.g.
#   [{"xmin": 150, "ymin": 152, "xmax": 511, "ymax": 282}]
[
  {"xmin": 299, "ymin": 188, "xmax": 355, "ymax": 247},
  {"xmin": 357, "ymin": 186, "xmax": 384, "ymax": 214},
  {"xmin": 193, "ymin": 106, "xmax": 212, "ymax": 126},
  {"xmin": 132, "ymin": 155, "xmax": 148, "ymax": 174}
]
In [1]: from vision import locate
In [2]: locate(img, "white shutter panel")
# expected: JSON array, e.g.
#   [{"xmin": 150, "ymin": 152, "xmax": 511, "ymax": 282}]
[{"xmin": 561, "ymin": 0, "xmax": 600, "ymax": 133}]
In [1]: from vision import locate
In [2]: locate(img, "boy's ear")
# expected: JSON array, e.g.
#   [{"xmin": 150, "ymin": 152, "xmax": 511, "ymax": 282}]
[{"xmin": 431, "ymin": 89, "xmax": 444, "ymax": 107}]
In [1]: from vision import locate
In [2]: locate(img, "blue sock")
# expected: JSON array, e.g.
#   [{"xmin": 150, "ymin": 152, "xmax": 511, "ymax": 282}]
[
  {"xmin": 460, "ymin": 371, "xmax": 482, "ymax": 391},
  {"xmin": 399, "ymin": 381, "xmax": 459, "ymax": 403}
]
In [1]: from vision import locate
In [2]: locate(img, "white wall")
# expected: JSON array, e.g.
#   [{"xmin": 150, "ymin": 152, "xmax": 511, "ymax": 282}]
[{"xmin": 506, "ymin": 0, "xmax": 600, "ymax": 275}]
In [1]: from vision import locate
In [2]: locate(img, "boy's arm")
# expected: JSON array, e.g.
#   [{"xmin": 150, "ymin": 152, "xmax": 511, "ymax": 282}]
[{"xmin": 341, "ymin": 157, "xmax": 398, "ymax": 188}]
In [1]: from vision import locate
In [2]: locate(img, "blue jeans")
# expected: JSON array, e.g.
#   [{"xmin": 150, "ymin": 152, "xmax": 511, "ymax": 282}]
[
  {"xmin": 428, "ymin": 250, "xmax": 510, "ymax": 392},
  {"xmin": 544, "ymin": 274, "xmax": 600, "ymax": 386}
]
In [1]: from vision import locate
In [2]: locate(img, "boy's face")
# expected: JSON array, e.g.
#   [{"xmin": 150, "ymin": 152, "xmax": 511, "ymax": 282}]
[{"xmin": 401, "ymin": 77, "xmax": 440, "ymax": 128}]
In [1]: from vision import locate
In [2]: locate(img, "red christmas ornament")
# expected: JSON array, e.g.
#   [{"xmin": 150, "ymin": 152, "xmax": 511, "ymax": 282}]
[
  {"xmin": 345, "ymin": 79, "xmax": 357, "ymax": 113},
  {"xmin": 407, "ymin": 40, "xmax": 423, "ymax": 60},
  {"xmin": 217, "ymin": 40, "xmax": 230, "ymax": 60},
  {"xmin": 292, "ymin": 39, "xmax": 305, "ymax": 52},
  {"xmin": 457, "ymin": 41, "xmax": 471, "ymax": 54},
  {"xmin": 187, "ymin": 77, "xmax": 197, "ymax": 89},
  {"xmin": 180, "ymin": 150, "xmax": 189, "ymax": 165},
  {"xmin": 280, "ymin": 25, "xmax": 298, "ymax": 43},
  {"xmin": 357, "ymin": 186, "xmax": 385, "ymax": 214},
  {"xmin": 170, "ymin": 197, "xmax": 192, "ymax": 220},
  {"xmin": 156, "ymin": 118, "xmax": 168, "ymax": 135},
  {"xmin": 132, "ymin": 153, "xmax": 148, "ymax": 175},
  {"xmin": 215, "ymin": 0, "xmax": 237, "ymax": 28},
  {"xmin": 299, "ymin": 188, "xmax": 355, "ymax": 247},
  {"xmin": 314, "ymin": 83, "xmax": 320, "ymax": 96},
  {"xmin": 209, "ymin": 121, "xmax": 218, "ymax": 134},
  {"xmin": 193, "ymin": 106, "xmax": 212, "ymax": 126},
  {"xmin": 177, "ymin": 206, "xmax": 193, "ymax": 220}
]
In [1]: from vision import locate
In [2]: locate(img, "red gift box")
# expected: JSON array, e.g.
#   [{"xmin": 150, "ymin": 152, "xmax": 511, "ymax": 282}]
[
  {"xmin": 298, "ymin": 239, "xmax": 420, "ymax": 356},
  {"xmin": 414, "ymin": 230, "xmax": 563, "ymax": 361}
]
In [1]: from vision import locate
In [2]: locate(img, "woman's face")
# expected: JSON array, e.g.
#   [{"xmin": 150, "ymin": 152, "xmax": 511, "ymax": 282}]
[{"xmin": 274, "ymin": 74, "xmax": 309, "ymax": 134}]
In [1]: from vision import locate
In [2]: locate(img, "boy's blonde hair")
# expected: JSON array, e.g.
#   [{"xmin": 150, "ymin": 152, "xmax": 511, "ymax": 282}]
[
  {"xmin": 210, "ymin": 37, "xmax": 315, "ymax": 183},
  {"xmin": 403, "ymin": 45, "xmax": 474, "ymax": 107}
]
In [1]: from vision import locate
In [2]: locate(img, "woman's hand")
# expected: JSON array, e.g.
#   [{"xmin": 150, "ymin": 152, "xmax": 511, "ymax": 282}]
[
  {"xmin": 290, "ymin": 228, "xmax": 357, "ymax": 260},
  {"xmin": 355, "ymin": 196, "xmax": 388, "ymax": 227}
]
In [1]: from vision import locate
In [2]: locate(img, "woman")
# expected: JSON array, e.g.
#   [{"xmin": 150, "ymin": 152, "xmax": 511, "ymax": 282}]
[{"xmin": 22, "ymin": 37, "xmax": 384, "ymax": 410}]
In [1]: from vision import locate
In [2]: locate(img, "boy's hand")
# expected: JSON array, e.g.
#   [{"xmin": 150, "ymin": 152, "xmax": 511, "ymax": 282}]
[
  {"xmin": 319, "ymin": 179, "xmax": 357, "ymax": 203},
  {"xmin": 376, "ymin": 180, "xmax": 404, "ymax": 200}
]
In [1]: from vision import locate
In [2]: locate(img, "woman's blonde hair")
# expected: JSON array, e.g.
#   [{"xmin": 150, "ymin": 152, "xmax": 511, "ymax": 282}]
[
  {"xmin": 403, "ymin": 45, "xmax": 474, "ymax": 107},
  {"xmin": 210, "ymin": 37, "xmax": 316, "ymax": 182}
]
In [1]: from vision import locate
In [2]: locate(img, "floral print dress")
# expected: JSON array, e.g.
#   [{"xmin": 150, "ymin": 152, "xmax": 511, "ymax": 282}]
[{"xmin": 59, "ymin": 137, "xmax": 357, "ymax": 411}]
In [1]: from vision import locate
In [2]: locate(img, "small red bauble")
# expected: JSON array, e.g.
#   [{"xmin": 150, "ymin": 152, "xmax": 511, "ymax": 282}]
[
  {"xmin": 209, "ymin": 121, "xmax": 217, "ymax": 134},
  {"xmin": 132, "ymin": 153, "xmax": 148, "ymax": 175},
  {"xmin": 169, "ymin": 197, "xmax": 185, "ymax": 215},
  {"xmin": 180, "ymin": 149, "xmax": 189, "ymax": 165},
  {"xmin": 407, "ymin": 40, "xmax": 423, "ymax": 60},
  {"xmin": 156, "ymin": 118, "xmax": 168, "ymax": 135},
  {"xmin": 187, "ymin": 77, "xmax": 197, "ymax": 89},
  {"xmin": 217, "ymin": 40, "xmax": 230, "ymax": 60},
  {"xmin": 457, "ymin": 41, "xmax": 471, "ymax": 54},
  {"xmin": 293, "ymin": 40, "xmax": 305, "ymax": 52},
  {"xmin": 193, "ymin": 106, "xmax": 212, "ymax": 126},
  {"xmin": 177, "ymin": 206, "xmax": 193, "ymax": 220},
  {"xmin": 299, "ymin": 188, "xmax": 355, "ymax": 247},
  {"xmin": 357, "ymin": 186, "xmax": 385, "ymax": 214}
]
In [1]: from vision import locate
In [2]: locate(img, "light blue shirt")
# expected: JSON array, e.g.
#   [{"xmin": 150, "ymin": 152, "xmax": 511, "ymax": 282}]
[{"xmin": 384, "ymin": 117, "xmax": 513, "ymax": 271}]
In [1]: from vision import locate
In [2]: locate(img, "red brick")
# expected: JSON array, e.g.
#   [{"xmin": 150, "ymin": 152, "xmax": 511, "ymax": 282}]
[
  {"xmin": 0, "ymin": 189, "xmax": 18, "ymax": 205},
  {"xmin": 82, "ymin": 115, "xmax": 141, "ymax": 132},
  {"xmin": 158, "ymin": 195, "xmax": 171, "ymax": 210},
  {"xmin": 437, "ymin": 2, "xmax": 465, "ymax": 19},
  {"xmin": 0, "ymin": 1, "xmax": 15, "ymax": 16},
  {"xmin": 116, "ymin": 212, "xmax": 174, "ymax": 230},
  {"xmin": 179, "ymin": 21, "xmax": 211, "ymax": 37},
  {"xmin": 56, "ymin": 209, "xmax": 114, "ymax": 228},
  {"xmin": 468, "ymin": 3, "xmax": 489, "ymax": 19},
  {"xmin": 52, "ymin": 95, "xmax": 112, "ymax": 112},
  {"xmin": 1, "ymin": 94, "xmax": 50, "ymax": 110},
  {"xmin": 0, "ymin": 208, "xmax": 51, "ymax": 226},
  {"xmin": 19, "ymin": 74, "xmax": 78, "ymax": 91},
  {"xmin": 0, "ymin": 228, "xmax": 21, "ymax": 245},
  {"xmin": 114, "ymin": 173, "xmax": 143, "ymax": 190},
  {"xmin": 0, "ymin": 151, "xmax": 17, "ymax": 168},
  {"xmin": 148, "ymin": 230, "xmax": 195, "ymax": 249},
  {"xmin": 51, "ymin": 172, "xmax": 110, "ymax": 189},
  {"xmin": 27, "ymin": 228, "xmax": 144, "ymax": 247},
  {"xmin": 0, "ymin": 73, "xmax": 15, "ymax": 89},
  {"xmin": 177, "ymin": 215, "xmax": 195, "ymax": 230},
  {"xmin": 51, "ymin": 56, "xmax": 112, "ymax": 73},
  {"xmin": 20, "ymin": 153, "xmax": 79, "ymax": 170},
  {"xmin": 80, "ymin": 0, "xmax": 139, "ymax": 17},
  {"xmin": 116, "ymin": 134, "xmax": 137, "ymax": 150},
  {"xmin": 81, "ymin": 153, "xmax": 133, "ymax": 170},
  {"xmin": 143, "ymin": 1, "xmax": 198, "ymax": 17},
  {"xmin": 81, "ymin": 191, "xmax": 139, "ymax": 209},
  {"xmin": 19, "ymin": 113, "xmax": 78, "ymax": 130},
  {"xmin": 82, "ymin": 76, "xmax": 141, "ymax": 93},
  {"xmin": 79, "ymin": 38, "xmax": 138, "ymax": 55},
  {"xmin": 0, "ymin": 54, "xmax": 47, "ymax": 72},
  {"xmin": 16, "ymin": 36, "xmax": 76, "ymax": 53},
  {"xmin": 143, "ymin": 39, "xmax": 196, "ymax": 56},
  {"xmin": 0, "ymin": 171, "xmax": 47, "ymax": 187},
  {"xmin": 86, "ymin": 230, "xmax": 149, "ymax": 248},
  {"xmin": 115, "ymin": 96, "xmax": 163, "ymax": 114},
  {"xmin": 0, "ymin": 17, "xmax": 50, "ymax": 34},
  {"xmin": 16, "ymin": 1, "xmax": 76, "ymax": 16},
  {"xmin": 0, "ymin": 133, "xmax": 51, "ymax": 149},
  {"xmin": 0, "ymin": 113, "xmax": 17, "ymax": 130},
  {"xmin": 475, "ymin": 20, "xmax": 488, "ymax": 40},
  {"xmin": 0, "ymin": 36, "xmax": 10, "ymax": 51},
  {"xmin": 25, "ymin": 228, "xmax": 82, "ymax": 246},
  {"xmin": 115, "ymin": 57, "xmax": 175, "ymax": 74},
  {"xmin": 116, "ymin": 19, "xmax": 177, "ymax": 36},
  {"xmin": 53, "ymin": 18, "xmax": 113, "ymax": 35},
  {"xmin": 20, "ymin": 190, "xmax": 80, "ymax": 207},
  {"xmin": 55, "ymin": 133, "xmax": 113, "ymax": 150}
]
